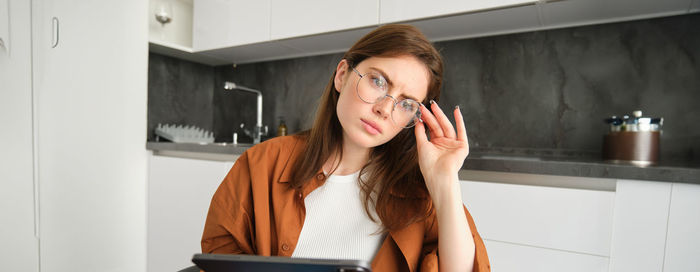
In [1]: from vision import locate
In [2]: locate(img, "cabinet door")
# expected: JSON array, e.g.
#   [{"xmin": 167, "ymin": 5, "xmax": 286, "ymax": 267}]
[
  {"xmin": 149, "ymin": 0, "xmax": 193, "ymax": 48},
  {"xmin": 460, "ymin": 179, "xmax": 615, "ymax": 256},
  {"xmin": 193, "ymin": 0, "xmax": 270, "ymax": 51},
  {"xmin": 0, "ymin": 1, "xmax": 39, "ymax": 271},
  {"xmin": 484, "ymin": 240, "xmax": 609, "ymax": 272},
  {"xmin": 270, "ymin": 0, "xmax": 378, "ymax": 40},
  {"xmin": 663, "ymin": 183, "xmax": 700, "ymax": 271},
  {"xmin": 608, "ymin": 179, "xmax": 671, "ymax": 272},
  {"xmin": 148, "ymin": 154, "xmax": 237, "ymax": 272},
  {"xmin": 380, "ymin": 0, "xmax": 537, "ymax": 24},
  {"xmin": 32, "ymin": 0, "xmax": 148, "ymax": 271},
  {"xmin": 407, "ymin": 4, "xmax": 541, "ymax": 42},
  {"xmin": 540, "ymin": 0, "xmax": 690, "ymax": 28}
]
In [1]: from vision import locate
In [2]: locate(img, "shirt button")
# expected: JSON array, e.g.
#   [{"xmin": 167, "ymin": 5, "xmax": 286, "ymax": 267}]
[{"xmin": 282, "ymin": 243, "xmax": 290, "ymax": 251}]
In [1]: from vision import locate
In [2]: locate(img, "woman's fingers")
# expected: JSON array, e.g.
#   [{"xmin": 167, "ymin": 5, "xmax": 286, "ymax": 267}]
[
  {"xmin": 420, "ymin": 103, "xmax": 444, "ymax": 138},
  {"xmin": 454, "ymin": 106, "xmax": 468, "ymax": 142},
  {"xmin": 414, "ymin": 118, "xmax": 429, "ymax": 144},
  {"xmin": 430, "ymin": 100, "xmax": 456, "ymax": 139}
]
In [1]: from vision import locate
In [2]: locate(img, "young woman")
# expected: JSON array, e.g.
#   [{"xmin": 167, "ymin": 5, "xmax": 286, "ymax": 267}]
[{"xmin": 201, "ymin": 24, "xmax": 490, "ymax": 271}]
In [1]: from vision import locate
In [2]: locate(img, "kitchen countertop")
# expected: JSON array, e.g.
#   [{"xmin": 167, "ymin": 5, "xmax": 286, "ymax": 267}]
[{"xmin": 146, "ymin": 142, "xmax": 700, "ymax": 185}]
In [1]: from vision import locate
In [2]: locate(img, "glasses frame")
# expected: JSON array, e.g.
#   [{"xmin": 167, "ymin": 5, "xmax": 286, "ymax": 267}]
[{"xmin": 351, "ymin": 67, "xmax": 422, "ymax": 128}]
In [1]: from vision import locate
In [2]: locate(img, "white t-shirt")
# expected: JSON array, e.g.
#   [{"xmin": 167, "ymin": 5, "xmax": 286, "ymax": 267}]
[{"xmin": 291, "ymin": 171, "xmax": 385, "ymax": 262}]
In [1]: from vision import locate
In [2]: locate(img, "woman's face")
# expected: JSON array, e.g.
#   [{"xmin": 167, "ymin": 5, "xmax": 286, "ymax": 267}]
[{"xmin": 334, "ymin": 55, "xmax": 430, "ymax": 150}]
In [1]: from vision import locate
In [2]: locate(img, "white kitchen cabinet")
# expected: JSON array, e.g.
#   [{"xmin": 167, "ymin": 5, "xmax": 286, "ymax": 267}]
[
  {"xmin": 160, "ymin": 0, "xmax": 699, "ymax": 64},
  {"xmin": 608, "ymin": 179, "xmax": 672, "ymax": 272},
  {"xmin": 150, "ymin": 0, "xmax": 193, "ymax": 48},
  {"xmin": 407, "ymin": 3, "xmax": 542, "ymax": 42},
  {"xmin": 192, "ymin": 0, "xmax": 270, "ymax": 51},
  {"xmin": 0, "ymin": 1, "xmax": 39, "ymax": 271},
  {"xmin": 380, "ymin": 0, "xmax": 537, "ymax": 24},
  {"xmin": 484, "ymin": 240, "xmax": 609, "ymax": 272},
  {"xmin": 148, "ymin": 154, "xmax": 236, "ymax": 272},
  {"xmin": 460, "ymin": 172, "xmax": 700, "ymax": 272},
  {"xmin": 31, "ymin": 0, "xmax": 148, "ymax": 271},
  {"xmin": 270, "ymin": 0, "xmax": 378, "ymax": 40},
  {"xmin": 663, "ymin": 183, "xmax": 700, "ymax": 271},
  {"xmin": 461, "ymin": 179, "xmax": 615, "ymax": 256},
  {"xmin": 539, "ymin": 0, "xmax": 691, "ymax": 29},
  {"xmin": 149, "ymin": 0, "xmax": 228, "ymax": 65}
]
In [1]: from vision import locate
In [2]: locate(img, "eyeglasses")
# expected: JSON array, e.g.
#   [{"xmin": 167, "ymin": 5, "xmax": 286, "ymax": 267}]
[{"xmin": 351, "ymin": 67, "xmax": 422, "ymax": 128}]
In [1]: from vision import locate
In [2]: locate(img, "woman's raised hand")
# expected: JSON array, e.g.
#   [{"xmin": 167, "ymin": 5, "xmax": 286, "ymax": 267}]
[{"xmin": 413, "ymin": 100, "xmax": 469, "ymax": 196}]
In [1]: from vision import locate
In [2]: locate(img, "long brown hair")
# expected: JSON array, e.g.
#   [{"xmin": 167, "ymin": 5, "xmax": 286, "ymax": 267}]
[{"xmin": 290, "ymin": 24, "xmax": 444, "ymax": 232}]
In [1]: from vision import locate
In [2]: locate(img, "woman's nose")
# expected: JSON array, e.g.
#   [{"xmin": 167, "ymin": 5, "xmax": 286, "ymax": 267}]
[{"xmin": 372, "ymin": 96, "xmax": 393, "ymax": 119}]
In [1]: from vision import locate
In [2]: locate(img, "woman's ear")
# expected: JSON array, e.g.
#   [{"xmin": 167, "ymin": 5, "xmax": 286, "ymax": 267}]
[{"xmin": 334, "ymin": 59, "xmax": 350, "ymax": 93}]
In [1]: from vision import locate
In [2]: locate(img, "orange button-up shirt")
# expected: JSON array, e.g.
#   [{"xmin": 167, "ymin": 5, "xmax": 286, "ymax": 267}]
[{"xmin": 201, "ymin": 135, "xmax": 490, "ymax": 271}]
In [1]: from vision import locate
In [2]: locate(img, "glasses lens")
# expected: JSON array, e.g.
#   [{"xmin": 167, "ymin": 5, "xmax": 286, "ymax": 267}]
[
  {"xmin": 357, "ymin": 72, "xmax": 388, "ymax": 103},
  {"xmin": 392, "ymin": 99, "xmax": 421, "ymax": 128},
  {"xmin": 354, "ymin": 68, "xmax": 421, "ymax": 128}
]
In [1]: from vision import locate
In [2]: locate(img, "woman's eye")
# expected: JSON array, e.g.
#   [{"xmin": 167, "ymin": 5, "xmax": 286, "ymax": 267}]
[
  {"xmin": 400, "ymin": 100, "xmax": 416, "ymax": 111},
  {"xmin": 371, "ymin": 76, "xmax": 387, "ymax": 90}
]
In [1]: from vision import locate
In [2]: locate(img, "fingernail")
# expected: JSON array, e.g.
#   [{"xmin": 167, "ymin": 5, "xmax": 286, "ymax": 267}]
[
  {"xmin": 455, "ymin": 105, "xmax": 460, "ymax": 110},
  {"xmin": 430, "ymin": 100, "xmax": 436, "ymax": 105},
  {"xmin": 419, "ymin": 118, "xmax": 424, "ymax": 123}
]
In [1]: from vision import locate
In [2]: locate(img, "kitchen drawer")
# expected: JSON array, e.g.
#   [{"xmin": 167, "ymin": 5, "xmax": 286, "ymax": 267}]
[
  {"xmin": 484, "ymin": 239, "xmax": 609, "ymax": 272},
  {"xmin": 461, "ymin": 179, "xmax": 615, "ymax": 256}
]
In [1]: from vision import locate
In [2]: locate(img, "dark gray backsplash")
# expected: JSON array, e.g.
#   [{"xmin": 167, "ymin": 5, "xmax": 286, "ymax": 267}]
[
  {"xmin": 148, "ymin": 13, "xmax": 700, "ymax": 162},
  {"xmin": 437, "ymin": 14, "xmax": 700, "ymax": 162},
  {"xmin": 212, "ymin": 53, "xmax": 343, "ymax": 143},
  {"xmin": 148, "ymin": 53, "xmax": 215, "ymax": 140}
]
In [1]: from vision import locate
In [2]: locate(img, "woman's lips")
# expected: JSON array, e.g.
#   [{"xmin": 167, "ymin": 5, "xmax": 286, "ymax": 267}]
[{"xmin": 361, "ymin": 119, "xmax": 382, "ymax": 135}]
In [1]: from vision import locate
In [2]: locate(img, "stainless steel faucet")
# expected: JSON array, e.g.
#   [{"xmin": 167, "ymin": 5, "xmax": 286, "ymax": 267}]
[{"xmin": 224, "ymin": 81, "xmax": 268, "ymax": 144}]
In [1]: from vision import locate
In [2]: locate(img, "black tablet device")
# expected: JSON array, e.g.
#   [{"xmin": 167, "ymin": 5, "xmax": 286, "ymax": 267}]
[{"xmin": 192, "ymin": 253, "xmax": 372, "ymax": 272}]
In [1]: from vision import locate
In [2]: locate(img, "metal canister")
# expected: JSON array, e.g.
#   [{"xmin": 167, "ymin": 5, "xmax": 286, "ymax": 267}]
[{"xmin": 603, "ymin": 110, "xmax": 663, "ymax": 166}]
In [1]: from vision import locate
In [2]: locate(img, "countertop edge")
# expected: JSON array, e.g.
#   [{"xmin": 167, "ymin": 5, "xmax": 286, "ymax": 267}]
[{"xmin": 146, "ymin": 142, "xmax": 700, "ymax": 185}]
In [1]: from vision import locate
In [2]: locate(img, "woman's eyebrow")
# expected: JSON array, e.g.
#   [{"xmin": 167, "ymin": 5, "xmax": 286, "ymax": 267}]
[
  {"xmin": 368, "ymin": 66, "xmax": 421, "ymax": 101},
  {"xmin": 368, "ymin": 66, "xmax": 393, "ymax": 86}
]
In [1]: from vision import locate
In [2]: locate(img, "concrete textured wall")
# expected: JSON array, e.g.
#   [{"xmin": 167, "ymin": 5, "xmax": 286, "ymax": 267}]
[{"xmin": 148, "ymin": 13, "xmax": 700, "ymax": 161}]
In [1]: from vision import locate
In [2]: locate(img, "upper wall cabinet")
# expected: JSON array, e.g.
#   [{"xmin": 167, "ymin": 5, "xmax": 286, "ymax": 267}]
[
  {"xmin": 193, "ymin": 0, "xmax": 270, "ymax": 51},
  {"xmin": 380, "ymin": 0, "xmax": 537, "ymax": 23},
  {"xmin": 269, "ymin": 0, "xmax": 378, "ymax": 40},
  {"xmin": 406, "ymin": 3, "xmax": 542, "ymax": 42},
  {"xmin": 153, "ymin": 0, "xmax": 699, "ymax": 65},
  {"xmin": 539, "ymin": 0, "xmax": 692, "ymax": 28},
  {"xmin": 149, "ymin": 0, "xmax": 228, "ymax": 65},
  {"xmin": 150, "ymin": 0, "xmax": 193, "ymax": 49}
]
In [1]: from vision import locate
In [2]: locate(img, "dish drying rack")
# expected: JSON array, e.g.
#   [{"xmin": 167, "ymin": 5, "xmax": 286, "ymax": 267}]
[{"xmin": 155, "ymin": 124, "xmax": 214, "ymax": 144}]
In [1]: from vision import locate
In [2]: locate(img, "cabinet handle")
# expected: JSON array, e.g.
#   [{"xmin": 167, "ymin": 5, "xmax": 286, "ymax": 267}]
[{"xmin": 51, "ymin": 17, "xmax": 59, "ymax": 48}]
